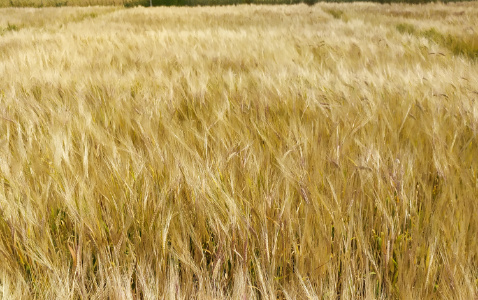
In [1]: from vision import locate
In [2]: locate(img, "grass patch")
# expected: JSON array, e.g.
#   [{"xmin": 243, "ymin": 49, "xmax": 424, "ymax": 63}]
[
  {"xmin": 54, "ymin": 1, "xmax": 68, "ymax": 6},
  {"xmin": 326, "ymin": 8, "xmax": 343, "ymax": 19},
  {"xmin": 422, "ymin": 28, "xmax": 478, "ymax": 60},
  {"xmin": 6, "ymin": 23, "xmax": 20, "ymax": 32},
  {"xmin": 396, "ymin": 23, "xmax": 478, "ymax": 60},
  {"xmin": 396, "ymin": 23, "xmax": 417, "ymax": 35},
  {"xmin": 1, "ymin": 23, "xmax": 21, "ymax": 36},
  {"xmin": 324, "ymin": 8, "xmax": 348, "ymax": 21}
]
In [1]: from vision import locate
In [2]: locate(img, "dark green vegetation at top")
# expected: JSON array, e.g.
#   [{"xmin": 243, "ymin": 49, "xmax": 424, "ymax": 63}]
[
  {"xmin": 130, "ymin": 0, "xmax": 470, "ymax": 7},
  {"xmin": 3, "ymin": 0, "xmax": 474, "ymax": 8}
]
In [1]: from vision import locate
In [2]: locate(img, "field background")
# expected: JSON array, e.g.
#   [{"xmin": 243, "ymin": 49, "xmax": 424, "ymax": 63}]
[{"xmin": 1, "ymin": 2, "xmax": 478, "ymax": 299}]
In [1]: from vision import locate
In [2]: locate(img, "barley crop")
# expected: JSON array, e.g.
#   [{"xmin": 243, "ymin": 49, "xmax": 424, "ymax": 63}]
[{"xmin": 0, "ymin": 3, "xmax": 477, "ymax": 299}]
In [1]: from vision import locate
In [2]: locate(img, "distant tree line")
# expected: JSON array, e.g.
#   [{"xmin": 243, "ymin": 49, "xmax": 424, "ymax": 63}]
[
  {"xmin": 125, "ymin": 0, "xmax": 471, "ymax": 6},
  {"xmin": 3, "ymin": 0, "xmax": 472, "ymax": 8}
]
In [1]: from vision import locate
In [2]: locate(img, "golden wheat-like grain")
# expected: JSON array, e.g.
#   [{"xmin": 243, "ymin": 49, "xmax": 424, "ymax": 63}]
[{"xmin": 0, "ymin": 3, "xmax": 477, "ymax": 299}]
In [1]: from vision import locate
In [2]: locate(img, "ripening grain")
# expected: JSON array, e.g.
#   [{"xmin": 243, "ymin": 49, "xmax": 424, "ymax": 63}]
[{"xmin": 0, "ymin": 3, "xmax": 477, "ymax": 299}]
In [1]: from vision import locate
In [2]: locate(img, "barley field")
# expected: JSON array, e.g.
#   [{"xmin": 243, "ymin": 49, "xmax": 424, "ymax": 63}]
[{"xmin": 0, "ymin": 2, "xmax": 478, "ymax": 299}]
